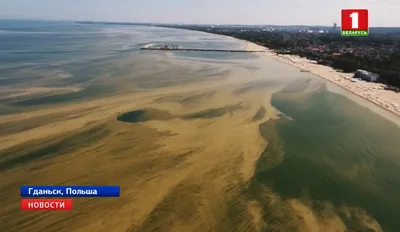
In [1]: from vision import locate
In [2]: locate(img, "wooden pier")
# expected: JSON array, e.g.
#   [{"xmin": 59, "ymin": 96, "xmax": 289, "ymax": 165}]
[{"xmin": 140, "ymin": 47, "xmax": 265, "ymax": 53}]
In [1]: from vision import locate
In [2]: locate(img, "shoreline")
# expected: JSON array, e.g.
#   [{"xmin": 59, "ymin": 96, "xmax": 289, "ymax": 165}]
[{"xmin": 238, "ymin": 39, "xmax": 400, "ymax": 121}]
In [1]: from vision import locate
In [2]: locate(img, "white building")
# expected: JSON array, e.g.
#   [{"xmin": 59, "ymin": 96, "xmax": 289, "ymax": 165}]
[{"xmin": 354, "ymin": 69, "xmax": 380, "ymax": 82}]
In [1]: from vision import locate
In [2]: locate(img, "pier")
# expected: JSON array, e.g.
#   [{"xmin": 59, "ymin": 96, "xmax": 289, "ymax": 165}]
[{"xmin": 140, "ymin": 47, "xmax": 265, "ymax": 53}]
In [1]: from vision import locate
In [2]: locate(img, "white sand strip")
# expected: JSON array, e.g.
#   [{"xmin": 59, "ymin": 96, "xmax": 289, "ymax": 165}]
[{"xmin": 242, "ymin": 41, "xmax": 400, "ymax": 120}]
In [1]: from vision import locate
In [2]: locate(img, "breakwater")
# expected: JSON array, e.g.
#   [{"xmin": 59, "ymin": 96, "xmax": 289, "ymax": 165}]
[{"xmin": 140, "ymin": 47, "xmax": 265, "ymax": 52}]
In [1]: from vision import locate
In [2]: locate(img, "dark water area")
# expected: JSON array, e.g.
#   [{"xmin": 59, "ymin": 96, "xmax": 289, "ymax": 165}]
[
  {"xmin": 11, "ymin": 85, "xmax": 113, "ymax": 107},
  {"xmin": 116, "ymin": 104, "xmax": 243, "ymax": 123},
  {"xmin": 252, "ymin": 83, "xmax": 400, "ymax": 231},
  {"xmin": 0, "ymin": 125, "xmax": 111, "ymax": 171},
  {"xmin": 117, "ymin": 109, "xmax": 175, "ymax": 123}
]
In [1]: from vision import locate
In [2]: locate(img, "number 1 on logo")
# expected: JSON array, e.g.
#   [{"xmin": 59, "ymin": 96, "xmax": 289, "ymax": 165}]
[{"xmin": 350, "ymin": 12, "xmax": 358, "ymax": 29}]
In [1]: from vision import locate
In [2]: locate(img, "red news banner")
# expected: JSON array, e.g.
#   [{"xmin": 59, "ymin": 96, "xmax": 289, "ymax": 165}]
[{"xmin": 21, "ymin": 199, "xmax": 73, "ymax": 211}]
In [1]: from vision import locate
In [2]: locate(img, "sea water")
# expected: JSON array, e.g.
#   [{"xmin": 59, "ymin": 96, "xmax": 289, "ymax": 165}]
[{"xmin": 1, "ymin": 20, "xmax": 400, "ymax": 232}]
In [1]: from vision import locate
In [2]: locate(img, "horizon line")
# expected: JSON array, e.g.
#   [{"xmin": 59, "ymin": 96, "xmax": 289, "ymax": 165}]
[{"xmin": 1, "ymin": 18, "xmax": 400, "ymax": 28}]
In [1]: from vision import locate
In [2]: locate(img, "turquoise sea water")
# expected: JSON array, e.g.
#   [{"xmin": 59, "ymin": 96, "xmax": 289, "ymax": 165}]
[
  {"xmin": 253, "ymin": 84, "xmax": 400, "ymax": 231},
  {"xmin": 0, "ymin": 20, "xmax": 247, "ymax": 109},
  {"xmin": 0, "ymin": 20, "xmax": 243, "ymax": 70}
]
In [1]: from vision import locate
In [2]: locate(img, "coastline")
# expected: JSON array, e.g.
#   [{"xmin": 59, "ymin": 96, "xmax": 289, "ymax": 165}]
[{"xmin": 238, "ymin": 39, "xmax": 400, "ymax": 121}]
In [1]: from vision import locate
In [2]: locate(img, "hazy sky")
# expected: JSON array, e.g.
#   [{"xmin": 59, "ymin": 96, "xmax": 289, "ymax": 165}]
[{"xmin": 0, "ymin": 0, "xmax": 398, "ymax": 26}]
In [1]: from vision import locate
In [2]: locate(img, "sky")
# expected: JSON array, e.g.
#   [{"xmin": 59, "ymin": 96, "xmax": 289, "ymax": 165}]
[{"xmin": 0, "ymin": 0, "xmax": 399, "ymax": 26}]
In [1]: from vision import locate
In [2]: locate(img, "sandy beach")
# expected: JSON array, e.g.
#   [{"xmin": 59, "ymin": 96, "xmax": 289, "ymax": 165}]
[{"xmin": 242, "ymin": 41, "xmax": 400, "ymax": 118}]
